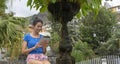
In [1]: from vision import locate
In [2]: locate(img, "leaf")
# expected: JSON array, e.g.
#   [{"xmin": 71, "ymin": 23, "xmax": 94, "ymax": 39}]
[
  {"xmin": 27, "ymin": 0, "xmax": 32, "ymax": 6},
  {"xmin": 40, "ymin": 6, "xmax": 47, "ymax": 12},
  {"xmin": 51, "ymin": 0, "xmax": 56, "ymax": 3},
  {"xmin": 44, "ymin": 0, "xmax": 50, "ymax": 5},
  {"xmin": 76, "ymin": 12, "xmax": 81, "ymax": 18}
]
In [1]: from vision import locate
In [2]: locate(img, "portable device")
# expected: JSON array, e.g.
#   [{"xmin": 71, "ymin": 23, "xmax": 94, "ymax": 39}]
[
  {"xmin": 42, "ymin": 36, "xmax": 50, "ymax": 42},
  {"xmin": 38, "ymin": 36, "xmax": 50, "ymax": 44}
]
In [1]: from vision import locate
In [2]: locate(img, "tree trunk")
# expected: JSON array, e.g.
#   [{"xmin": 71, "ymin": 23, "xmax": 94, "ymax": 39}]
[{"xmin": 56, "ymin": 20, "xmax": 75, "ymax": 64}]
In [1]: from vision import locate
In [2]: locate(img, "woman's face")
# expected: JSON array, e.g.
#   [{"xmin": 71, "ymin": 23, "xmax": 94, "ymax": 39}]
[{"xmin": 33, "ymin": 22, "xmax": 42, "ymax": 33}]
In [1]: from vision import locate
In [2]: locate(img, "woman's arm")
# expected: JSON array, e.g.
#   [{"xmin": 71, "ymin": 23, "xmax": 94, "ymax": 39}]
[{"xmin": 22, "ymin": 41, "xmax": 36, "ymax": 54}]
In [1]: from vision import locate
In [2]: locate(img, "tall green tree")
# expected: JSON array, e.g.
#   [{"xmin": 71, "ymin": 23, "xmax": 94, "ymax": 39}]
[{"xmin": 79, "ymin": 8, "xmax": 117, "ymax": 51}]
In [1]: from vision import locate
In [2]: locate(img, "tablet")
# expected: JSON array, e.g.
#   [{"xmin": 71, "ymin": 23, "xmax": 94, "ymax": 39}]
[
  {"xmin": 38, "ymin": 36, "xmax": 50, "ymax": 44},
  {"xmin": 42, "ymin": 37, "xmax": 50, "ymax": 42}
]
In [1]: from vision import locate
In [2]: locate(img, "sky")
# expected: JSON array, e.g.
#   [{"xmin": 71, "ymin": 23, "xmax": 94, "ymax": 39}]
[
  {"xmin": 6, "ymin": 0, "xmax": 39, "ymax": 17},
  {"xmin": 6, "ymin": 0, "xmax": 120, "ymax": 17}
]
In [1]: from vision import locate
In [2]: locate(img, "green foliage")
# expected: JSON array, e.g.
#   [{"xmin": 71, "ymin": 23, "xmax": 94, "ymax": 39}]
[
  {"xmin": 50, "ymin": 30, "xmax": 61, "ymax": 53},
  {"xmin": 27, "ymin": 0, "xmax": 102, "ymax": 18},
  {"xmin": 95, "ymin": 38, "xmax": 119, "ymax": 55},
  {"xmin": 72, "ymin": 40, "xmax": 96, "ymax": 62},
  {"xmin": 79, "ymin": 8, "xmax": 117, "ymax": 49},
  {"xmin": 106, "ymin": 39, "xmax": 119, "ymax": 54},
  {"xmin": 0, "ymin": 0, "xmax": 7, "ymax": 16},
  {"xmin": 0, "ymin": 15, "xmax": 28, "ymax": 60},
  {"xmin": 95, "ymin": 23, "xmax": 120, "ymax": 55},
  {"xmin": 112, "ymin": 24, "xmax": 120, "ymax": 38},
  {"xmin": 0, "ymin": 16, "xmax": 27, "ymax": 45}
]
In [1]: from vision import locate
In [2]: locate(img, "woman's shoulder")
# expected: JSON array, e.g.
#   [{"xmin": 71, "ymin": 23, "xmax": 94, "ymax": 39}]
[
  {"xmin": 24, "ymin": 33, "xmax": 30, "ymax": 37},
  {"xmin": 23, "ymin": 33, "xmax": 31, "ymax": 41}
]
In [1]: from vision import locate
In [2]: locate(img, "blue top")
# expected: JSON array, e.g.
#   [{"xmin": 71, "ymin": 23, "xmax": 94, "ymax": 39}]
[{"xmin": 23, "ymin": 33, "xmax": 43, "ymax": 54}]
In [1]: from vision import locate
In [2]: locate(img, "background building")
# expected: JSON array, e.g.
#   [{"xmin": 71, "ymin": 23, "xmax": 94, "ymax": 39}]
[{"xmin": 103, "ymin": 0, "xmax": 120, "ymax": 22}]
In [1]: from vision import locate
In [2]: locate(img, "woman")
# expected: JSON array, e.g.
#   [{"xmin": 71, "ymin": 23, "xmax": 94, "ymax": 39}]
[{"xmin": 22, "ymin": 19, "xmax": 50, "ymax": 64}]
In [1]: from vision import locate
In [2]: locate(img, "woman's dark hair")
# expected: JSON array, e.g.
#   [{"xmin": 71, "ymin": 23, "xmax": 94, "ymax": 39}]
[{"xmin": 32, "ymin": 18, "xmax": 43, "ymax": 26}]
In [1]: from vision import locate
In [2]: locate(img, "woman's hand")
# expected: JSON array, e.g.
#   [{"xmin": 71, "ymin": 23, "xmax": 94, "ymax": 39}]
[{"xmin": 34, "ymin": 43, "xmax": 42, "ymax": 49}]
